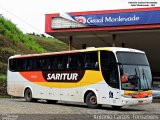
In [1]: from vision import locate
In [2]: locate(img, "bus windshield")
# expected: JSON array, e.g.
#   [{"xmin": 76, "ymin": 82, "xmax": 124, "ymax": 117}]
[{"xmin": 116, "ymin": 52, "xmax": 152, "ymax": 91}]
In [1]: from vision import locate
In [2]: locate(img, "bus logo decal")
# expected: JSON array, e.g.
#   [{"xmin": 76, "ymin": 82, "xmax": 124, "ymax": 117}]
[
  {"xmin": 109, "ymin": 91, "xmax": 113, "ymax": 98},
  {"xmin": 42, "ymin": 70, "xmax": 85, "ymax": 82},
  {"xmin": 47, "ymin": 73, "xmax": 78, "ymax": 81}
]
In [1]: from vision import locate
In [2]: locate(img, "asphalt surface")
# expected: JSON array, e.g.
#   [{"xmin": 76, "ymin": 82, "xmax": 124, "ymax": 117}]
[{"xmin": 0, "ymin": 98, "xmax": 160, "ymax": 120}]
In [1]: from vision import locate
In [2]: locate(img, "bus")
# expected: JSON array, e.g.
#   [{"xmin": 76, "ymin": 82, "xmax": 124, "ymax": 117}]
[{"xmin": 7, "ymin": 47, "xmax": 152, "ymax": 108}]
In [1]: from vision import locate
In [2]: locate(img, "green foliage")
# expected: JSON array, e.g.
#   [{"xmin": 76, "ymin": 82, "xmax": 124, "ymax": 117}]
[
  {"xmin": 0, "ymin": 74, "xmax": 6, "ymax": 81},
  {"xmin": 30, "ymin": 35, "xmax": 68, "ymax": 52},
  {"xmin": 0, "ymin": 16, "xmax": 68, "ymax": 75},
  {"xmin": 0, "ymin": 16, "xmax": 21, "ymax": 43},
  {"xmin": 0, "ymin": 62, "xmax": 7, "ymax": 74},
  {"xmin": 0, "ymin": 16, "xmax": 46, "ymax": 53}
]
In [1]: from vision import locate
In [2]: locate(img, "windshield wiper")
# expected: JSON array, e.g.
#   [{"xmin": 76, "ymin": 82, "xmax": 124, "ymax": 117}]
[
  {"xmin": 142, "ymin": 68, "xmax": 150, "ymax": 89},
  {"xmin": 135, "ymin": 68, "xmax": 141, "ymax": 89}
]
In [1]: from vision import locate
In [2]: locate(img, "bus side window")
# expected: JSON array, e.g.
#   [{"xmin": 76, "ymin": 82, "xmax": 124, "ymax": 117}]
[
  {"xmin": 17, "ymin": 58, "xmax": 27, "ymax": 71},
  {"xmin": 26, "ymin": 58, "xmax": 37, "ymax": 71},
  {"xmin": 57, "ymin": 55, "xmax": 66, "ymax": 70},
  {"xmin": 82, "ymin": 52, "xmax": 99, "ymax": 70},
  {"xmin": 32, "ymin": 59, "xmax": 38, "ymax": 70},
  {"xmin": 37, "ymin": 57, "xmax": 43, "ymax": 70},
  {"xmin": 57, "ymin": 56, "xmax": 62, "ymax": 70},
  {"xmin": 9, "ymin": 59, "xmax": 17, "ymax": 71},
  {"xmin": 95, "ymin": 62, "xmax": 99, "ymax": 69},
  {"xmin": 35, "ymin": 57, "xmax": 51, "ymax": 71},
  {"xmin": 67, "ymin": 54, "xmax": 82, "ymax": 70},
  {"xmin": 43, "ymin": 57, "xmax": 51, "ymax": 70},
  {"xmin": 26, "ymin": 58, "xmax": 33, "ymax": 71},
  {"xmin": 10, "ymin": 58, "xmax": 29, "ymax": 71},
  {"xmin": 51, "ymin": 56, "xmax": 58, "ymax": 70}
]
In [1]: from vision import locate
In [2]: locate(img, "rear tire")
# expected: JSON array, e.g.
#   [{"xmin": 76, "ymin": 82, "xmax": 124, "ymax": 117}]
[
  {"xmin": 47, "ymin": 100, "xmax": 58, "ymax": 104},
  {"xmin": 85, "ymin": 92, "xmax": 101, "ymax": 108},
  {"xmin": 24, "ymin": 88, "xmax": 37, "ymax": 102}
]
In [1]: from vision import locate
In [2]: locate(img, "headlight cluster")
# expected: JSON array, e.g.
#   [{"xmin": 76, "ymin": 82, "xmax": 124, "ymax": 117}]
[{"xmin": 121, "ymin": 94, "xmax": 132, "ymax": 98}]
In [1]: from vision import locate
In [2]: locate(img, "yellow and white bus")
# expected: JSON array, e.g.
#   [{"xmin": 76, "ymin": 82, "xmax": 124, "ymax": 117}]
[{"xmin": 7, "ymin": 47, "xmax": 152, "ymax": 108}]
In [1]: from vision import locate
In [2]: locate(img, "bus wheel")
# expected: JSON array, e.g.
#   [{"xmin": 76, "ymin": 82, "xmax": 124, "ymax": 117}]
[
  {"xmin": 24, "ymin": 88, "xmax": 37, "ymax": 102},
  {"xmin": 86, "ymin": 92, "xmax": 100, "ymax": 108},
  {"xmin": 47, "ymin": 100, "xmax": 58, "ymax": 104},
  {"xmin": 111, "ymin": 105, "xmax": 122, "ymax": 109}
]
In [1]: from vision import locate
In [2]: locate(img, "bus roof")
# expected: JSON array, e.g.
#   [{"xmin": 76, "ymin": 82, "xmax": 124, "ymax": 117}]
[{"xmin": 9, "ymin": 47, "xmax": 145, "ymax": 59}]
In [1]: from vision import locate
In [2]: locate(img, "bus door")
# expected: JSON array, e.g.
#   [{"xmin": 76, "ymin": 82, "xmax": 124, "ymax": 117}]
[{"xmin": 100, "ymin": 51, "xmax": 121, "ymax": 105}]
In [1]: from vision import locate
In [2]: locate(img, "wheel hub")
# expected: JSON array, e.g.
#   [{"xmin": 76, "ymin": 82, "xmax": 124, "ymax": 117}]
[{"xmin": 90, "ymin": 96, "xmax": 97, "ymax": 104}]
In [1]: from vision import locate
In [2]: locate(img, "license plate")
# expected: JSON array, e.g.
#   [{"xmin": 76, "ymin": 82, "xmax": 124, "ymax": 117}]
[{"xmin": 138, "ymin": 101, "xmax": 143, "ymax": 104}]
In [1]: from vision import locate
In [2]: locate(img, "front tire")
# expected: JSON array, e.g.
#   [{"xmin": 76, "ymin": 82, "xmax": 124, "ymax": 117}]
[
  {"xmin": 24, "ymin": 88, "xmax": 37, "ymax": 102},
  {"xmin": 86, "ymin": 92, "xmax": 101, "ymax": 108}
]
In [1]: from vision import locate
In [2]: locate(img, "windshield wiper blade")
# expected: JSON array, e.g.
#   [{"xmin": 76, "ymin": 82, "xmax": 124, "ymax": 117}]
[
  {"xmin": 135, "ymin": 68, "xmax": 141, "ymax": 89},
  {"xmin": 142, "ymin": 68, "xmax": 150, "ymax": 89}
]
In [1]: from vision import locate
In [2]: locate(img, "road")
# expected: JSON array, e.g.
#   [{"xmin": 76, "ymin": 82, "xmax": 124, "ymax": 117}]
[{"xmin": 0, "ymin": 98, "xmax": 160, "ymax": 120}]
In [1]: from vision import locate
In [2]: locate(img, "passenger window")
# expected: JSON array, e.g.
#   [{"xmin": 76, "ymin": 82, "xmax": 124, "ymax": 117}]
[
  {"xmin": 57, "ymin": 55, "xmax": 66, "ymax": 70},
  {"xmin": 66, "ymin": 54, "xmax": 82, "ymax": 70},
  {"xmin": 26, "ymin": 58, "xmax": 33, "ymax": 71},
  {"xmin": 9, "ymin": 59, "xmax": 16, "ymax": 71},
  {"xmin": 82, "ymin": 52, "xmax": 99, "ymax": 70},
  {"xmin": 42, "ymin": 57, "xmax": 51, "ymax": 70},
  {"xmin": 26, "ymin": 58, "xmax": 38, "ymax": 71},
  {"xmin": 37, "ymin": 57, "xmax": 44, "ymax": 70},
  {"xmin": 50, "ymin": 57, "xmax": 58, "ymax": 70},
  {"xmin": 16, "ymin": 58, "xmax": 27, "ymax": 71}
]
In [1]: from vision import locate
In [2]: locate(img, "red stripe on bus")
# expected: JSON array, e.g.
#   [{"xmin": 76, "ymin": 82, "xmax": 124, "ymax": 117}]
[{"xmin": 19, "ymin": 71, "xmax": 46, "ymax": 82}]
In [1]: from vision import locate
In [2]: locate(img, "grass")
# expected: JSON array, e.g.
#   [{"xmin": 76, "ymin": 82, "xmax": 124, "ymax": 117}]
[
  {"xmin": 0, "ymin": 74, "xmax": 7, "ymax": 81},
  {"xmin": 0, "ymin": 16, "xmax": 46, "ymax": 53},
  {"xmin": 30, "ymin": 35, "xmax": 68, "ymax": 52}
]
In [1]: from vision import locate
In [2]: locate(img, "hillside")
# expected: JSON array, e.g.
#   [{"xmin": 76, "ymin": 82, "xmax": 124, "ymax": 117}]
[
  {"xmin": 0, "ymin": 16, "xmax": 68, "ymax": 76},
  {"xmin": 30, "ymin": 35, "xmax": 68, "ymax": 52}
]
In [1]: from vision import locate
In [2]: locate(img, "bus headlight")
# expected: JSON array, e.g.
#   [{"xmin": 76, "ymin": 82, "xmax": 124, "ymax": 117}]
[
  {"xmin": 148, "ymin": 94, "xmax": 152, "ymax": 97},
  {"xmin": 121, "ymin": 94, "xmax": 132, "ymax": 98}
]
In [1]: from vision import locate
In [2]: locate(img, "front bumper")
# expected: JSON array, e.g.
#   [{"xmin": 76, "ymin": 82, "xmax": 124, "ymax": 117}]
[{"xmin": 121, "ymin": 97, "xmax": 152, "ymax": 106}]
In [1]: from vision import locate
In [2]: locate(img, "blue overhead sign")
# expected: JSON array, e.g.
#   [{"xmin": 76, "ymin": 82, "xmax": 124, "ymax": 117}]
[{"xmin": 70, "ymin": 10, "xmax": 160, "ymax": 27}]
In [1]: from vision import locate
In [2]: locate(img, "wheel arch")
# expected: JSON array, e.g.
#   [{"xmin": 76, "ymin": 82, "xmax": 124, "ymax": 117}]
[
  {"xmin": 23, "ymin": 86, "xmax": 33, "ymax": 97},
  {"xmin": 83, "ymin": 89, "xmax": 98, "ymax": 103}
]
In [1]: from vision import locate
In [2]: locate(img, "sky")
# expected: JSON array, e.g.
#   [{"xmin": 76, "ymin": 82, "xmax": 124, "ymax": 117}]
[{"xmin": 0, "ymin": 0, "xmax": 159, "ymax": 35}]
